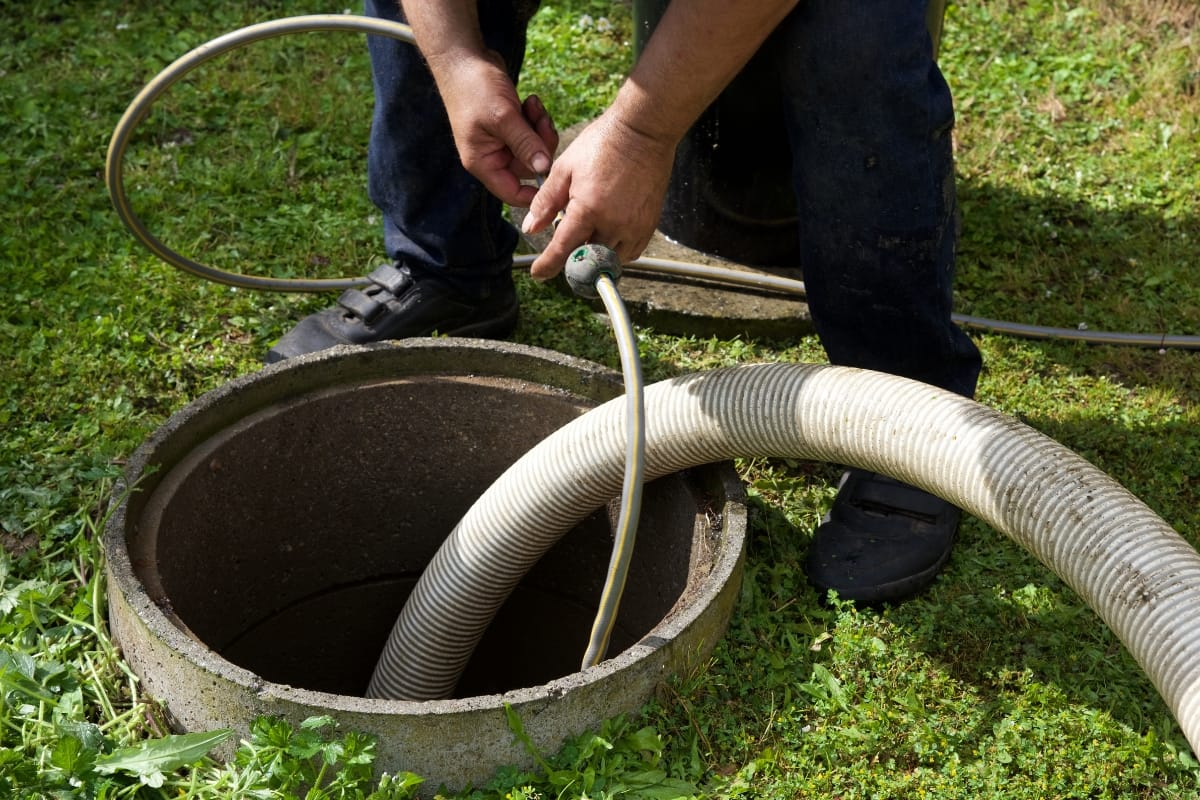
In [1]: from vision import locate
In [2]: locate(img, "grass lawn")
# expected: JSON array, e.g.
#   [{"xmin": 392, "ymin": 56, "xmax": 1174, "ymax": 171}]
[{"xmin": 2, "ymin": 0, "xmax": 1199, "ymax": 797}]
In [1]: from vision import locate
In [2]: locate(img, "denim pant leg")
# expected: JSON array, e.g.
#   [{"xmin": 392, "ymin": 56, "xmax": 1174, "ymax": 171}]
[
  {"xmin": 771, "ymin": 0, "xmax": 981, "ymax": 398},
  {"xmin": 364, "ymin": 0, "xmax": 539, "ymax": 294}
]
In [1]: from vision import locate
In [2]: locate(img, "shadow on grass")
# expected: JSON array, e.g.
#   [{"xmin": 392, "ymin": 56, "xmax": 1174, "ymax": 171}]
[
  {"xmin": 718, "ymin": 396, "xmax": 1198, "ymax": 762},
  {"xmin": 892, "ymin": 404, "xmax": 1199, "ymax": 752},
  {"xmin": 955, "ymin": 178, "xmax": 1199, "ymax": 379}
]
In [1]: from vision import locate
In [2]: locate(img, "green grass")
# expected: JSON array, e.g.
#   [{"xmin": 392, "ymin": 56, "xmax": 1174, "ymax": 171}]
[{"xmin": 2, "ymin": 0, "xmax": 1200, "ymax": 797}]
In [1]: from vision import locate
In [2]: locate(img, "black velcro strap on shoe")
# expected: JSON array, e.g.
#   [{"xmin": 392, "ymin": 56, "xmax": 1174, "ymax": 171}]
[
  {"xmin": 837, "ymin": 471, "xmax": 948, "ymax": 524},
  {"xmin": 367, "ymin": 262, "xmax": 412, "ymax": 296},
  {"xmin": 336, "ymin": 288, "xmax": 385, "ymax": 323}
]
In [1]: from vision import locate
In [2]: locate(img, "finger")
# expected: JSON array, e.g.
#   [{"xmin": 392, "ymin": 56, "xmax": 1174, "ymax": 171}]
[
  {"xmin": 599, "ymin": 239, "xmax": 625, "ymax": 265},
  {"xmin": 523, "ymin": 94, "xmax": 559, "ymax": 154},
  {"xmin": 628, "ymin": 234, "xmax": 653, "ymax": 264},
  {"xmin": 530, "ymin": 213, "xmax": 594, "ymax": 281},
  {"xmin": 522, "ymin": 170, "xmax": 569, "ymax": 234},
  {"xmin": 506, "ymin": 182, "xmax": 539, "ymax": 208},
  {"xmin": 601, "ymin": 239, "xmax": 649, "ymax": 275},
  {"xmin": 476, "ymin": 160, "xmax": 536, "ymax": 208},
  {"xmin": 500, "ymin": 103, "xmax": 552, "ymax": 177}
]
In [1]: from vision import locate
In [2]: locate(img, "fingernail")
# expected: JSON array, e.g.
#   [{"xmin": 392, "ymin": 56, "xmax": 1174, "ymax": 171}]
[
  {"xmin": 521, "ymin": 214, "xmax": 534, "ymax": 234},
  {"xmin": 531, "ymin": 152, "xmax": 550, "ymax": 174}
]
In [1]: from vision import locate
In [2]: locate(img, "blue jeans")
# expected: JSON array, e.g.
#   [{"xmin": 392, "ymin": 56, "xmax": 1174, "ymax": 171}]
[
  {"xmin": 365, "ymin": 0, "xmax": 981, "ymax": 397},
  {"xmin": 363, "ymin": 0, "xmax": 536, "ymax": 296},
  {"xmin": 771, "ymin": 0, "xmax": 980, "ymax": 397}
]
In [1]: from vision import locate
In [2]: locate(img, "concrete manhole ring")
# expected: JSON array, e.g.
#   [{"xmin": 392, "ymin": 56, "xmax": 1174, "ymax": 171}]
[{"xmin": 104, "ymin": 339, "xmax": 747, "ymax": 792}]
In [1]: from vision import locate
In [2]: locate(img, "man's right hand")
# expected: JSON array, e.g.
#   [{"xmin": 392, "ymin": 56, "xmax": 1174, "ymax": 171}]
[{"xmin": 522, "ymin": 109, "xmax": 676, "ymax": 281}]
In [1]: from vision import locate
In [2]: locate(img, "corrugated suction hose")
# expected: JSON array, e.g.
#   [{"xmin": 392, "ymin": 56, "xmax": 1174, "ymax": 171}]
[{"xmin": 366, "ymin": 363, "xmax": 1200, "ymax": 757}]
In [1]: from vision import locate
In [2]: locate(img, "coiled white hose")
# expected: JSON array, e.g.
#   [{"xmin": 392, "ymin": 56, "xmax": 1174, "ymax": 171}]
[{"xmin": 365, "ymin": 363, "xmax": 1200, "ymax": 758}]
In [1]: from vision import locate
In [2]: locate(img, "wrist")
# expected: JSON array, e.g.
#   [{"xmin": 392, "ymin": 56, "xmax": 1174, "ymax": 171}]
[
  {"xmin": 606, "ymin": 80, "xmax": 687, "ymax": 156},
  {"xmin": 424, "ymin": 43, "xmax": 494, "ymax": 79}
]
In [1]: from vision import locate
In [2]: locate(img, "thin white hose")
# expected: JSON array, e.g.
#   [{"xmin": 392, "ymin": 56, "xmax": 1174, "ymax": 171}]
[
  {"xmin": 106, "ymin": 15, "xmax": 418, "ymax": 292},
  {"xmin": 365, "ymin": 363, "xmax": 1200, "ymax": 757},
  {"xmin": 106, "ymin": 15, "xmax": 1200, "ymax": 350},
  {"xmin": 580, "ymin": 274, "xmax": 646, "ymax": 669}
]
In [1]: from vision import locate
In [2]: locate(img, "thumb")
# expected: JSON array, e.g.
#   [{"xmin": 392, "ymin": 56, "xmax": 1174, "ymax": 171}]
[
  {"xmin": 501, "ymin": 114, "xmax": 553, "ymax": 176},
  {"xmin": 522, "ymin": 169, "xmax": 569, "ymax": 236}
]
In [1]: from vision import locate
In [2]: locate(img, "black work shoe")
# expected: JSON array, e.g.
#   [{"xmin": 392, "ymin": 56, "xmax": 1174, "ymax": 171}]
[
  {"xmin": 265, "ymin": 262, "xmax": 518, "ymax": 364},
  {"xmin": 805, "ymin": 469, "xmax": 960, "ymax": 606}
]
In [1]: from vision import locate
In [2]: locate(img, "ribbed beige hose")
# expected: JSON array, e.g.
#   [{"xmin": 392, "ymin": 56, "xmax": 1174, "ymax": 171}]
[{"xmin": 366, "ymin": 363, "xmax": 1200, "ymax": 756}]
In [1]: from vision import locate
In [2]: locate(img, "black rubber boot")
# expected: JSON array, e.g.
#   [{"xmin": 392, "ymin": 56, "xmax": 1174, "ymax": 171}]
[
  {"xmin": 265, "ymin": 262, "xmax": 518, "ymax": 364},
  {"xmin": 805, "ymin": 469, "xmax": 960, "ymax": 605}
]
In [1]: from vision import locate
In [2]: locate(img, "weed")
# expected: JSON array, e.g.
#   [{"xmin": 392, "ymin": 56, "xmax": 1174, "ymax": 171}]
[{"xmin": 482, "ymin": 706, "xmax": 701, "ymax": 800}]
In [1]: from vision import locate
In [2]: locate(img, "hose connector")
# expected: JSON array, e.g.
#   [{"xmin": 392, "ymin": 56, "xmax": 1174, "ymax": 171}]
[{"xmin": 565, "ymin": 244, "xmax": 622, "ymax": 299}]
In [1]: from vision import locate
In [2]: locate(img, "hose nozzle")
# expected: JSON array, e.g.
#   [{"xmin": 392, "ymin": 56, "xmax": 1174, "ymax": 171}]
[{"xmin": 565, "ymin": 244, "xmax": 622, "ymax": 299}]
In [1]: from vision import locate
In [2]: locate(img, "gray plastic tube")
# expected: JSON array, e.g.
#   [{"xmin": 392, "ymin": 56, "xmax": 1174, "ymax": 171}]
[{"xmin": 366, "ymin": 363, "xmax": 1200, "ymax": 757}]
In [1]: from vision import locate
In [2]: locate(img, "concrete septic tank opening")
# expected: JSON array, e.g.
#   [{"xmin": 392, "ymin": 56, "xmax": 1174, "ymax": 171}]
[{"xmin": 104, "ymin": 339, "xmax": 747, "ymax": 792}]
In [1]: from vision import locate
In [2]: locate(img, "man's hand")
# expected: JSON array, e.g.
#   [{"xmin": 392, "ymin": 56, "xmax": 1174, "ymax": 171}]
[
  {"xmin": 401, "ymin": 0, "xmax": 798, "ymax": 280},
  {"xmin": 399, "ymin": 1, "xmax": 556, "ymax": 206},
  {"xmin": 520, "ymin": 1, "xmax": 800, "ymax": 280},
  {"xmin": 522, "ymin": 110, "xmax": 675, "ymax": 280},
  {"xmin": 432, "ymin": 51, "xmax": 558, "ymax": 208}
]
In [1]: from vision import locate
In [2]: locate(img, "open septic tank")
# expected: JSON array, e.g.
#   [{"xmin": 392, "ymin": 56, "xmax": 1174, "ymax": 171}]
[{"xmin": 104, "ymin": 339, "xmax": 747, "ymax": 790}]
